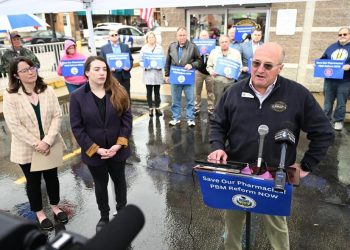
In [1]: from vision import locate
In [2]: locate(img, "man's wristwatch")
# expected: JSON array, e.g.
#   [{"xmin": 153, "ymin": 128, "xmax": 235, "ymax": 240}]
[{"xmin": 301, "ymin": 162, "xmax": 312, "ymax": 172}]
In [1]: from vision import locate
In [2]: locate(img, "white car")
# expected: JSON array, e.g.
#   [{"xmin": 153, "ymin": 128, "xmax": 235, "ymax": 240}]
[{"xmin": 91, "ymin": 25, "xmax": 145, "ymax": 54}]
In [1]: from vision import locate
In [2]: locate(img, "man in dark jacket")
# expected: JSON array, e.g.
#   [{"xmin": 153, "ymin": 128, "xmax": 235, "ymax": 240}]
[
  {"xmin": 100, "ymin": 30, "xmax": 134, "ymax": 96},
  {"xmin": 208, "ymin": 42, "xmax": 334, "ymax": 250},
  {"xmin": 194, "ymin": 30, "xmax": 215, "ymax": 116},
  {"xmin": 1, "ymin": 31, "xmax": 40, "ymax": 74},
  {"xmin": 320, "ymin": 27, "xmax": 350, "ymax": 131},
  {"xmin": 165, "ymin": 27, "xmax": 202, "ymax": 127}
]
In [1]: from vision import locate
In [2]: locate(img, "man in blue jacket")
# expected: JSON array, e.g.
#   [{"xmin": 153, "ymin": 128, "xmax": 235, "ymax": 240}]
[
  {"xmin": 101, "ymin": 30, "xmax": 134, "ymax": 96},
  {"xmin": 320, "ymin": 27, "xmax": 350, "ymax": 131},
  {"xmin": 209, "ymin": 42, "xmax": 334, "ymax": 250}
]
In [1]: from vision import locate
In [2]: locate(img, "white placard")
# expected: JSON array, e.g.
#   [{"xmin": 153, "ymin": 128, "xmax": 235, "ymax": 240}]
[{"xmin": 276, "ymin": 9, "xmax": 297, "ymax": 35}]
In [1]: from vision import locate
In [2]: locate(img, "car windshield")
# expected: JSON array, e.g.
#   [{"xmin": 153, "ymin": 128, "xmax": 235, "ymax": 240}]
[{"xmin": 94, "ymin": 29, "xmax": 110, "ymax": 36}]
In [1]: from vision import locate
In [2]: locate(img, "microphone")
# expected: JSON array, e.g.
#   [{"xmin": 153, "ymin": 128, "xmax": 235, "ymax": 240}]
[
  {"xmin": 84, "ymin": 204, "xmax": 145, "ymax": 250},
  {"xmin": 274, "ymin": 127, "xmax": 295, "ymax": 192},
  {"xmin": 257, "ymin": 125, "xmax": 269, "ymax": 170}
]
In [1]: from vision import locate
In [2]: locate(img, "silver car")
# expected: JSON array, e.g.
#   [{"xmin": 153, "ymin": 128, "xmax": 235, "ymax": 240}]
[{"xmin": 91, "ymin": 25, "xmax": 145, "ymax": 54}]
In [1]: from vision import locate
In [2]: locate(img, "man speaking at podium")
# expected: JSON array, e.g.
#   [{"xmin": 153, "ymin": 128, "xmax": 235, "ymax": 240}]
[{"xmin": 208, "ymin": 42, "xmax": 334, "ymax": 250}]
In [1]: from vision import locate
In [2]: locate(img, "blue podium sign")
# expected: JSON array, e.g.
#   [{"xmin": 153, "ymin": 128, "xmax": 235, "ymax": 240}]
[
  {"xmin": 106, "ymin": 53, "xmax": 131, "ymax": 70},
  {"xmin": 61, "ymin": 60, "xmax": 85, "ymax": 77},
  {"xmin": 169, "ymin": 66, "xmax": 195, "ymax": 85},
  {"xmin": 143, "ymin": 53, "xmax": 165, "ymax": 69},
  {"xmin": 235, "ymin": 26, "xmax": 254, "ymax": 42},
  {"xmin": 215, "ymin": 57, "xmax": 241, "ymax": 80},
  {"xmin": 193, "ymin": 39, "xmax": 216, "ymax": 55},
  {"xmin": 314, "ymin": 59, "xmax": 344, "ymax": 79},
  {"xmin": 195, "ymin": 169, "xmax": 293, "ymax": 216}
]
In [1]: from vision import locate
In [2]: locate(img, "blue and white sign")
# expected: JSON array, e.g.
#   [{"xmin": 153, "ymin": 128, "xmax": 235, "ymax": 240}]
[
  {"xmin": 247, "ymin": 57, "xmax": 253, "ymax": 74},
  {"xmin": 106, "ymin": 53, "xmax": 131, "ymax": 70},
  {"xmin": 143, "ymin": 53, "xmax": 165, "ymax": 69},
  {"xmin": 314, "ymin": 59, "xmax": 344, "ymax": 79},
  {"xmin": 169, "ymin": 66, "xmax": 195, "ymax": 85},
  {"xmin": 61, "ymin": 60, "xmax": 85, "ymax": 77},
  {"xmin": 193, "ymin": 39, "xmax": 216, "ymax": 55},
  {"xmin": 215, "ymin": 57, "xmax": 241, "ymax": 80},
  {"xmin": 235, "ymin": 26, "xmax": 254, "ymax": 42},
  {"xmin": 195, "ymin": 170, "xmax": 293, "ymax": 216}
]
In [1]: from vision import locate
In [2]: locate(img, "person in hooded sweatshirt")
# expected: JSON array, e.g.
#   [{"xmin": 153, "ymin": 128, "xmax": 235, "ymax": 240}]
[{"xmin": 57, "ymin": 40, "xmax": 87, "ymax": 93}]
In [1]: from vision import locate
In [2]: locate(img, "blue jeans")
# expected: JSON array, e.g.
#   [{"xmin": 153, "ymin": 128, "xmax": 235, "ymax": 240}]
[
  {"xmin": 323, "ymin": 79, "xmax": 350, "ymax": 122},
  {"xmin": 66, "ymin": 82, "xmax": 84, "ymax": 93},
  {"xmin": 170, "ymin": 83, "xmax": 195, "ymax": 120}
]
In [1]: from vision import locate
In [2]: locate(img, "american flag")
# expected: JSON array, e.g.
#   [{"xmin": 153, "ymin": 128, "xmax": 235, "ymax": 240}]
[{"xmin": 140, "ymin": 8, "xmax": 154, "ymax": 28}]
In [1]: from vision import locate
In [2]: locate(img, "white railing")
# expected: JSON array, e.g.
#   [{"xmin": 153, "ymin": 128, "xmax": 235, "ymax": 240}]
[{"xmin": 0, "ymin": 42, "xmax": 65, "ymax": 91}]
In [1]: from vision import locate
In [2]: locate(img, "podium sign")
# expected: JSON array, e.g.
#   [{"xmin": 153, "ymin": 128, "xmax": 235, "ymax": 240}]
[
  {"xmin": 106, "ymin": 53, "xmax": 131, "ymax": 70},
  {"xmin": 169, "ymin": 66, "xmax": 195, "ymax": 85},
  {"xmin": 195, "ymin": 169, "xmax": 293, "ymax": 216},
  {"xmin": 61, "ymin": 60, "xmax": 85, "ymax": 77},
  {"xmin": 314, "ymin": 59, "xmax": 344, "ymax": 79}
]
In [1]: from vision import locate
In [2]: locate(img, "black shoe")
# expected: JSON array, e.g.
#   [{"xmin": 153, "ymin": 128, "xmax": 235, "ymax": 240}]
[
  {"xmin": 54, "ymin": 211, "xmax": 68, "ymax": 223},
  {"xmin": 149, "ymin": 108, "xmax": 154, "ymax": 117},
  {"xmin": 39, "ymin": 218, "xmax": 54, "ymax": 230},
  {"xmin": 96, "ymin": 218, "xmax": 109, "ymax": 233},
  {"xmin": 194, "ymin": 109, "xmax": 200, "ymax": 116},
  {"xmin": 155, "ymin": 108, "xmax": 163, "ymax": 117}
]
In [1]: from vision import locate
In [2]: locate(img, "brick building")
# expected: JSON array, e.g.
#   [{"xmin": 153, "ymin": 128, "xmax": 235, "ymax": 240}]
[{"xmin": 159, "ymin": 1, "xmax": 350, "ymax": 91}]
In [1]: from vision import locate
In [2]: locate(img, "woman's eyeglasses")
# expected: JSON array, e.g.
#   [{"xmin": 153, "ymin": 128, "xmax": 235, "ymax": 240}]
[
  {"xmin": 17, "ymin": 66, "xmax": 37, "ymax": 74},
  {"xmin": 251, "ymin": 60, "xmax": 281, "ymax": 71}
]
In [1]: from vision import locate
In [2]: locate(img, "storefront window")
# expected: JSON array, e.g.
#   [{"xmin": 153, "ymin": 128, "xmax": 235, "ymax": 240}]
[{"xmin": 189, "ymin": 13, "xmax": 225, "ymax": 42}]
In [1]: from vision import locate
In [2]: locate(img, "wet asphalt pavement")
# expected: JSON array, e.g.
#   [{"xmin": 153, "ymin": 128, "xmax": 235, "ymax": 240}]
[{"xmin": 0, "ymin": 96, "xmax": 349, "ymax": 250}]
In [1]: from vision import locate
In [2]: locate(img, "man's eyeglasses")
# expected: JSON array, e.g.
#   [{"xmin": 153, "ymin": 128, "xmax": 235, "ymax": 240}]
[
  {"xmin": 17, "ymin": 66, "xmax": 37, "ymax": 74},
  {"xmin": 338, "ymin": 33, "xmax": 349, "ymax": 37},
  {"xmin": 110, "ymin": 34, "xmax": 118, "ymax": 37},
  {"xmin": 251, "ymin": 60, "xmax": 281, "ymax": 71}
]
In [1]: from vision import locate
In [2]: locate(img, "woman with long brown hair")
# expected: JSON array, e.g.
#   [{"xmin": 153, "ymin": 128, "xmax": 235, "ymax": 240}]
[
  {"xmin": 69, "ymin": 56, "xmax": 132, "ymax": 233},
  {"xmin": 3, "ymin": 57, "xmax": 68, "ymax": 230}
]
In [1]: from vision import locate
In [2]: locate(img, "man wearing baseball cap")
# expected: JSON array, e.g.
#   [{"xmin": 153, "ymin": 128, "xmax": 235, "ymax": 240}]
[{"xmin": 1, "ymin": 31, "xmax": 40, "ymax": 74}]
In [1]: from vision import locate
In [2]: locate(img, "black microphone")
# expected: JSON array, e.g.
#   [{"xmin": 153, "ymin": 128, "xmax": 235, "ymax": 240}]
[
  {"xmin": 84, "ymin": 204, "xmax": 145, "ymax": 250},
  {"xmin": 257, "ymin": 125, "xmax": 269, "ymax": 170},
  {"xmin": 274, "ymin": 127, "xmax": 295, "ymax": 192}
]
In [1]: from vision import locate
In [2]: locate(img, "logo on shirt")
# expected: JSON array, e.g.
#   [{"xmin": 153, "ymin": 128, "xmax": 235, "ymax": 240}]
[
  {"xmin": 271, "ymin": 101, "xmax": 287, "ymax": 112},
  {"xmin": 232, "ymin": 195, "xmax": 256, "ymax": 209}
]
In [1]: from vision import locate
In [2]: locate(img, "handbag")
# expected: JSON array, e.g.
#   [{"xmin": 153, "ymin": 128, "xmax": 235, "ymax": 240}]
[{"xmin": 30, "ymin": 139, "xmax": 63, "ymax": 172}]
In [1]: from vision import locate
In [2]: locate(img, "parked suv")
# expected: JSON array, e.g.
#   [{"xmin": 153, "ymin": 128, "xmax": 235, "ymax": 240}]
[{"xmin": 91, "ymin": 25, "xmax": 145, "ymax": 54}]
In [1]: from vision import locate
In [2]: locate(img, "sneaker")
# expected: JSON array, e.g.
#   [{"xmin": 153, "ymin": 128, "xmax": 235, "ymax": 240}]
[
  {"xmin": 169, "ymin": 119, "xmax": 180, "ymax": 126},
  {"xmin": 187, "ymin": 120, "xmax": 196, "ymax": 127},
  {"xmin": 334, "ymin": 121, "xmax": 343, "ymax": 131}
]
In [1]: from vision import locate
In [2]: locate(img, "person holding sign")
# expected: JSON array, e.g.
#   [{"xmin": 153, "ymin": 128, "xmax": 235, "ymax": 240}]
[
  {"xmin": 101, "ymin": 30, "xmax": 134, "ymax": 97},
  {"xmin": 3, "ymin": 57, "xmax": 68, "ymax": 231},
  {"xmin": 319, "ymin": 27, "xmax": 350, "ymax": 131},
  {"xmin": 165, "ymin": 27, "xmax": 202, "ymax": 127},
  {"xmin": 69, "ymin": 56, "xmax": 132, "ymax": 233},
  {"xmin": 57, "ymin": 40, "xmax": 87, "ymax": 93},
  {"xmin": 140, "ymin": 31, "xmax": 165, "ymax": 117},
  {"xmin": 206, "ymin": 35, "xmax": 242, "ymax": 105},
  {"xmin": 208, "ymin": 43, "xmax": 334, "ymax": 250},
  {"xmin": 238, "ymin": 28, "xmax": 263, "ymax": 80}
]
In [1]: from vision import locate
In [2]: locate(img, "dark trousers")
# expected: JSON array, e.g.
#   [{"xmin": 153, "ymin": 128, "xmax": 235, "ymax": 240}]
[
  {"xmin": 87, "ymin": 160, "xmax": 127, "ymax": 218},
  {"xmin": 19, "ymin": 163, "xmax": 60, "ymax": 212},
  {"xmin": 119, "ymin": 78, "xmax": 131, "ymax": 97},
  {"xmin": 146, "ymin": 85, "xmax": 161, "ymax": 108}
]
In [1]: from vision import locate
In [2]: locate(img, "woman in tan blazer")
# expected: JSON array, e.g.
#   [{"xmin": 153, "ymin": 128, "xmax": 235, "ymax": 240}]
[{"xmin": 3, "ymin": 57, "xmax": 68, "ymax": 230}]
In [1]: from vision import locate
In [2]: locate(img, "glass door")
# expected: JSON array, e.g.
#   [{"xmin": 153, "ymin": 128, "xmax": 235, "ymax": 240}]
[{"xmin": 187, "ymin": 9, "xmax": 226, "ymax": 42}]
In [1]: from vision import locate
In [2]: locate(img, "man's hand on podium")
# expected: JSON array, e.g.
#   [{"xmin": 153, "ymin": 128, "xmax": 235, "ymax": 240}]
[{"xmin": 208, "ymin": 149, "xmax": 228, "ymax": 163}]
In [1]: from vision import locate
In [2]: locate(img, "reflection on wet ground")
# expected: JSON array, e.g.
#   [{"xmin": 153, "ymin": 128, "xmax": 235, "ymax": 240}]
[{"xmin": 0, "ymin": 98, "xmax": 349, "ymax": 250}]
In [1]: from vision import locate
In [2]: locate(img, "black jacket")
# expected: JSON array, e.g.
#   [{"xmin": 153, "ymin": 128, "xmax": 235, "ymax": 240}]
[
  {"xmin": 209, "ymin": 75, "xmax": 334, "ymax": 171},
  {"xmin": 164, "ymin": 40, "xmax": 202, "ymax": 77}
]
